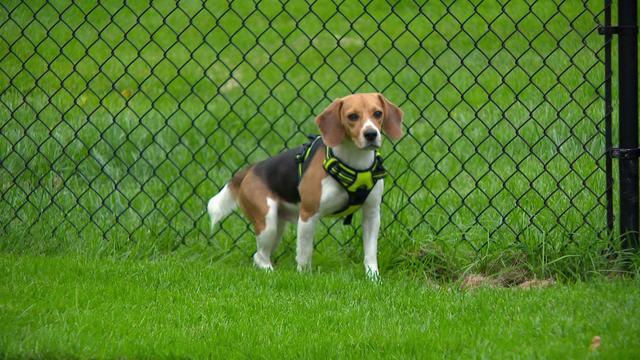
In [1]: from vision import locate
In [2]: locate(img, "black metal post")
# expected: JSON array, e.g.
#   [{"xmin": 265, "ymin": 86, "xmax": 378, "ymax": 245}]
[
  {"xmin": 604, "ymin": 0, "xmax": 613, "ymax": 232},
  {"xmin": 617, "ymin": 0, "xmax": 639, "ymax": 248}
]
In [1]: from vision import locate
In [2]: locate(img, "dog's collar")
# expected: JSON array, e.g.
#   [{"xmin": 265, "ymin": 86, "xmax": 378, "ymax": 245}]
[{"xmin": 297, "ymin": 135, "xmax": 385, "ymax": 225}]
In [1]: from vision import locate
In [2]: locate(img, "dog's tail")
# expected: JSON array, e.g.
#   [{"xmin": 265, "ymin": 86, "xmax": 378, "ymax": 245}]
[{"xmin": 207, "ymin": 168, "xmax": 249, "ymax": 232}]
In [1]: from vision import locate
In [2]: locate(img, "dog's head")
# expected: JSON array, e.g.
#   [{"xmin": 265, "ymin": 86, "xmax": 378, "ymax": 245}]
[{"xmin": 315, "ymin": 93, "xmax": 404, "ymax": 149}]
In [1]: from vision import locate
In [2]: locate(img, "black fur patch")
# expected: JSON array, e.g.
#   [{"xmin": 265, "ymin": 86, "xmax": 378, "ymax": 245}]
[{"xmin": 253, "ymin": 146, "xmax": 304, "ymax": 203}]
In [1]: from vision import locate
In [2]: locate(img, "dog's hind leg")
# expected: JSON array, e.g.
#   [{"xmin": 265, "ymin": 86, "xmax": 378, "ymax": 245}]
[{"xmin": 253, "ymin": 197, "xmax": 281, "ymax": 270}]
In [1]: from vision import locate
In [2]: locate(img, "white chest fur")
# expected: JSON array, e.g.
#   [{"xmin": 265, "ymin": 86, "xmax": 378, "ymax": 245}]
[
  {"xmin": 318, "ymin": 176, "xmax": 384, "ymax": 217},
  {"xmin": 317, "ymin": 176, "xmax": 349, "ymax": 216}
]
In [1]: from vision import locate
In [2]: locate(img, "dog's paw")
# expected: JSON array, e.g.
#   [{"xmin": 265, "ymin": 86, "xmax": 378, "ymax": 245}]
[
  {"xmin": 366, "ymin": 268, "xmax": 380, "ymax": 282},
  {"xmin": 253, "ymin": 253, "xmax": 274, "ymax": 271},
  {"xmin": 296, "ymin": 263, "xmax": 312, "ymax": 273}
]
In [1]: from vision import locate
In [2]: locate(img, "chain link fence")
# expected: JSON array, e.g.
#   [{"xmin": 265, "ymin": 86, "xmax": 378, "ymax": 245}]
[{"xmin": 0, "ymin": 1, "xmax": 609, "ymax": 262}]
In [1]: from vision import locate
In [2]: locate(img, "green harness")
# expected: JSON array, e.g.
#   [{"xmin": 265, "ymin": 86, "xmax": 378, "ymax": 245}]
[{"xmin": 296, "ymin": 136, "xmax": 386, "ymax": 225}]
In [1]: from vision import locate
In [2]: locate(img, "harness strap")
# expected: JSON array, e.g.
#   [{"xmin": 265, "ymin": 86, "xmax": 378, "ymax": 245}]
[
  {"xmin": 296, "ymin": 135, "xmax": 323, "ymax": 182},
  {"xmin": 324, "ymin": 146, "xmax": 385, "ymax": 224},
  {"xmin": 297, "ymin": 135, "xmax": 386, "ymax": 225}
]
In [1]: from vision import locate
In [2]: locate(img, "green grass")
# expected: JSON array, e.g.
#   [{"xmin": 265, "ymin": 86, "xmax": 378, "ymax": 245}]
[
  {"xmin": 1, "ymin": 254, "xmax": 639, "ymax": 359},
  {"xmin": 0, "ymin": 0, "xmax": 629, "ymax": 279}
]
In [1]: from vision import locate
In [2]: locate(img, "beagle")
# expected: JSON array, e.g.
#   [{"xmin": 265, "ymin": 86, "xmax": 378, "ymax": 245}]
[{"xmin": 207, "ymin": 93, "xmax": 403, "ymax": 278}]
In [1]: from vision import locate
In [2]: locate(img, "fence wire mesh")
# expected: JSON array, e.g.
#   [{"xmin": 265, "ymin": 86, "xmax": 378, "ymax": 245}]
[{"xmin": 0, "ymin": 1, "xmax": 608, "ymax": 260}]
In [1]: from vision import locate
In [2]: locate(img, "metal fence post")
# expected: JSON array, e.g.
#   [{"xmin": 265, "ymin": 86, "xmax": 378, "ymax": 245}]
[{"xmin": 617, "ymin": 0, "xmax": 639, "ymax": 248}]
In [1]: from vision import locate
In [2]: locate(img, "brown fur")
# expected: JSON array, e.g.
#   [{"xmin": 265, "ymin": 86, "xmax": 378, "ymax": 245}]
[
  {"xmin": 379, "ymin": 94, "xmax": 403, "ymax": 140},
  {"xmin": 298, "ymin": 144, "xmax": 327, "ymax": 221},
  {"xmin": 229, "ymin": 167, "xmax": 249, "ymax": 192},
  {"xmin": 341, "ymin": 93, "xmax": 383, "ymax": 144},
  {"xmin": 234, "ymin": 169, "xmax": 273, "ymax": 234},
  {"xmin": 315, "ymin": 100, "xmax": 344, "ymax": 147},
  {"xmin": 315, "ymin": 93, "xmax": 403, "ymax": 148}
]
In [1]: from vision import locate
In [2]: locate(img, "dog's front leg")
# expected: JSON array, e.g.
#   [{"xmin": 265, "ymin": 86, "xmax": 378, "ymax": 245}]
[
  {"xmin": 362, "ymin": 181, "xmax": 383, "ymax": 279},
  {"xmin": 362, "ymin": 208, "xmax": 380, "ymax": 279},
  {"xmin": 296, "ymin": 213, "xmax": 319, "ymax": 272}
]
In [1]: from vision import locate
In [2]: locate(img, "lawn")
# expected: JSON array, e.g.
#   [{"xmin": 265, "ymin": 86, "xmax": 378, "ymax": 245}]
[{"xmin": 1, "ymin": 254, "xmax": 639, "ymax": 359}]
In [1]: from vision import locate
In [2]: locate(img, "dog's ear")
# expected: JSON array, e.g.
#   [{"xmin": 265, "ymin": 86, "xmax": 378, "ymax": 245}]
[
  {"xmin": 378, "ymin": 94, "xmax": 403, "ymax": 140},
  {"xmin": 315, "ymin": 98, "xmax": 344, "ymax": 147}
]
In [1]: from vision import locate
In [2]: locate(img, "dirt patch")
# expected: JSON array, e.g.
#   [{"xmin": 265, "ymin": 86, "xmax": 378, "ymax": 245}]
[
  {"xmin": 518, "ymin": 279, "xmax": 556, "ymax": 289},
  {"xmin": 460, "ymin": 274, "xmax": 500, "ymax": 289},
  {"xmin": 589, "ymin": 335, "xmax": 601, "ymax": 352},
  {"xmin": 460, "ymin": 274, "xmax": 556, "ymax": 290}
]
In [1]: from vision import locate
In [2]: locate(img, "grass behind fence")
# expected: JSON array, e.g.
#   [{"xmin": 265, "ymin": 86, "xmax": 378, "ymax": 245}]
[{"xmin": 0, "ymin": 0, "xmax": 625, "ymax": 278}]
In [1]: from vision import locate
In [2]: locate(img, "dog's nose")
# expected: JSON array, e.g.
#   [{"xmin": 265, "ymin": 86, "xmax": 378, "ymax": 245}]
[{"xmin": 364, "ymin": 129, "xmax": 378, "ymax": 141}]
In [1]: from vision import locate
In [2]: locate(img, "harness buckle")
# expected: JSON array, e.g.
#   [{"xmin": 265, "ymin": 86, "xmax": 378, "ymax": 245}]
[{"xmin": 350, "ymin": 187, "xmax": 370, "ymax": 205}]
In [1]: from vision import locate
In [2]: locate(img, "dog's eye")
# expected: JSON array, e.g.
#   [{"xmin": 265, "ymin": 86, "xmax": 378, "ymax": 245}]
[
  {"xmin": 373, "ymin": 111, "xmax": 383, "ymax": 119},
  {"xmin": 347, "ymin": 113, "xmax": 359, "ymax": 121}
]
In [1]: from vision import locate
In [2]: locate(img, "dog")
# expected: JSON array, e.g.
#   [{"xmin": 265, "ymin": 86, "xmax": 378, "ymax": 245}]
[{"xmin": 207, "ymin": 93, "xmax": 403, "ymax": 278}]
